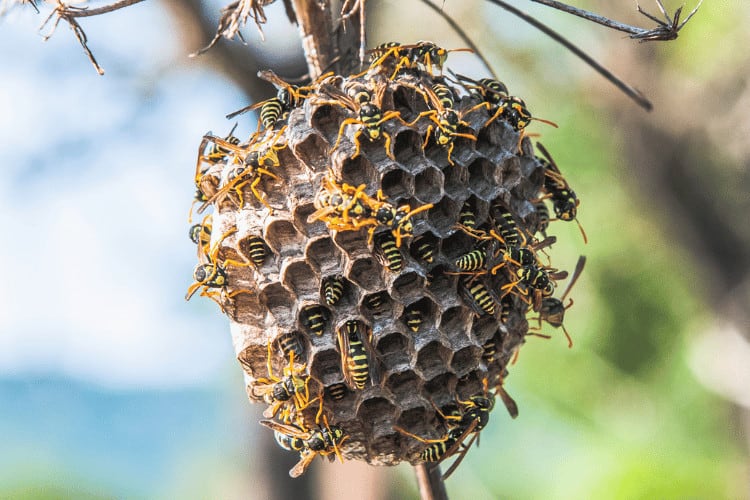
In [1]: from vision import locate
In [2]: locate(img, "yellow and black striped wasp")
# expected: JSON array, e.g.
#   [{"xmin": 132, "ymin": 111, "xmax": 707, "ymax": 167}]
[
  {"xmin": 366, "ymin": 41, "xmax": 473, "ymax": 79},
  {"xmin": 536, "ymin": 142, "xmax": 588, "ymax": 244},
  {"xmin": 309, "ymin": 171, "xmax": 433, "ymax": 247},
  {"xmin": 326, "ymin": 382, "xmax": 348, "ymax": 402},
  {"xmin": 456, "ymin": 73, "xmax": 558, "ymax": 132},
  {"xmin": 407, "ymin": 82, "xmax": 477, "ymax": 166},
  {"xmin": 336, "ymin": 320, "xmax": 375, "ymax": 391},
  {"xmin": 321, "ymin": 275, "xmax": 345, "ymax": 306},
  {"xmin": 276, "ymin": 332, "xmax": 306, "ymax": 363},
  {"xmin": 531, "ymin": 255, "xmax": 586, "ymax": 348},
  {"xmin": 226, "ymin": 70, "xmax": 317, "ymax": 130},
  {"xmin": 395, "ymin": 386, "xmax": 495, "ymax": 479},
  {"xmin": 374, "ymin": 232, "xmax": 403, "ymax": 272},
  {"xmin": 460, "ymin": 275, "xmax": 496, "ymax": 316},
  {"xmin": 402, "ymin": 303, "xmax": 423, "ymax": 332},
  {"xmin": 197, "ymin": 133, "xmax": 281, "ymax": 212},
  {"xmin": 251, "ymin": 342, "xmax": 315, "ymax": 422},
  {"xmin": 189, "ymin": 214, "xmax": 212, "ymax": 257},
  {"xmin": 261, "ymin": 417, "xmax": 348, "ymax": 478},
  {"xmin": 316, "ymin": 79, "xmax": 406, "ymax": 159},
  {"xmin": 411, "ymin": 234, "xmax": 437, "ymax": 263},
  {"xmin": 299, "ymin": 304, "xmax": 330, "ymax": 336},
  {"xmin": 190, "ymin": 125, "xmax": 239, "ymax": 222},
  {"xmin": 237, "ymin": 233, "xmax": 269, "ymax": 268},
  {"xmin": 185, "ymin": 227, "xmax": 253, "ymax": 310}
]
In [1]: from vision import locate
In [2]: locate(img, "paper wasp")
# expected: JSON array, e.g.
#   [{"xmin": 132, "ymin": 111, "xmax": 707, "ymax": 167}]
[
  {"xmin": 411, "ymin": 235, "xmax": 436, "ymax": 263},
  {"xmin": 407, "ymin": 81, "xmax": 477, "ymax": 166},
  {"xmin": 277, "ymin": 332, "xmax": 306, "ymax": 363},
  {"xmin": 375, "ymin": 232, "xmax": 404, "ymax": 272},
  {"xmin": 190, "ymin": 126, "xmax": 239, "ymax": 222},
  {"xmin": 460, "ymin": 276, "xmax": 496, "ymax": 316},
  {"xmin": 251, "ymin": 342, "xmax": 314, "ymax": 421},
  {"xmin": 300, "ymin": 304, "xmax": 330, "ymax": 336},
  {"xmin": 532, "ymin": 255, "xmax": 586, "ymax": 348},
  {"xmin": 395, "ymin": 389, "xmax": 494, "ymax": 479},
  {"xmin": 315, "ymin": 79, "xmax": 405, "ymax": 159},
  {"xmin": 322, "ymin": 275, "xmax": 345, "ymax": 306},
  {"xmin": 457, "ymin": 73, "xmax": 558, "ymax": 131},
  {"xmin": 188, "ymin": 214, "xmax": 212, "ymax": 257},
  {"xmin": 536, "ymin": 142, "xmax": 587, "ymax": 244},
  {"xmin": 336, "ymin": 320, "xmax": 375, "ymax": 391},
  {"xmin": 402, "ymin": 303, "xmax": 423, "ymax": 332},
  {"xmin": 366, "ymin": 41, "xmax": 473, "ymax": 79},
  {"xmin": 261, "ymin": 418, "xmax": 347, "ymax": 478},
  {"xmin": 197, "ymin": 133, "xmax": 281, "ymax": 212},
  {"xmin": 184, "ymin": 227, "xmax": 252, "ymax": 310},
  {"xmin": 226, "ymin": 70, "xmax": 316, "ymax": 130},
  {"xmin": 309, "ymin": 171, "xmax": 432, "ymax": 247}
]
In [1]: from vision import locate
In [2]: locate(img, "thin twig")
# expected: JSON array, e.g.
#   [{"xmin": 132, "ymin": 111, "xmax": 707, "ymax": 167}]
[
  {"xmin": 484, "ymin": 0, "xmax": 653, "ymax": 111},
  {"xmin": 419, "ymin": 0, "xmax": 497, "ymax": 79},
  {"xmin": 38, "ymin": 0, "xmax": 146, "ymax": 75},
  {"xmin": 414, "ymin": 464, "xmax": 449, "ymax": 500},
  {"xmin": 51, "ymin": 0, "xmax": 145, "ymax": 18},
  {"xmin": 530, "ymin": 0, "xmax": 702, "ymax": 42}
]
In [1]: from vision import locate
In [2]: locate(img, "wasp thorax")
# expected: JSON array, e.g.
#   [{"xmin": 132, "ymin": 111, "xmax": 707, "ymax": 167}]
[{"xmin": 187, "ymin": 48, "xmax": 583, "ymax": 475}]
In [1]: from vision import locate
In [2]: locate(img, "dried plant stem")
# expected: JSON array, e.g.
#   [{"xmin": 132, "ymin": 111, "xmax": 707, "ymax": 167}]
[
  {"xmin": 289, "ymin": 0, "xmax": 336, "ymax": 79},
  {"xmin": 53, "ymin": 0, "xmax": 145, "ymax": 18},
  {"xmin": 484, "ymin": 0, "xmax": 653, "ymax": 111},
  {"xmin": 530, "ymin": 0, "xmax": 702, "ymax": 41},
  {"xmin": 414, "ymin": 464, "xmax": 448, "ymax": 500}
]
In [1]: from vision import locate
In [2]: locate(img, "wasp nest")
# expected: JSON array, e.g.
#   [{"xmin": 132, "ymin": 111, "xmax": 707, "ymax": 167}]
[{"xmin": 187, "ymin": 42, "xmax": 584, "ymax": 477}]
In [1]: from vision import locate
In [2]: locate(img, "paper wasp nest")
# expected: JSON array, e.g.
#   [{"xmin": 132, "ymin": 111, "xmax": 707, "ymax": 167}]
[{"xmin": 188, "ymin": 47, "xmax": 582, "ymax": 474}]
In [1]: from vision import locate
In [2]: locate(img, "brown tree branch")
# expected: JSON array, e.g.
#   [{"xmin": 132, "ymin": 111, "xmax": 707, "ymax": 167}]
[{"xmin": 414, "ymin": 464, "xmax": 448, "ymax": 500}]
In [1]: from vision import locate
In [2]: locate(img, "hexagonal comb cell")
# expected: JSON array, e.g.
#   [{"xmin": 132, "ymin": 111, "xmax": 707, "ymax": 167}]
[
  {"xmin": 389, "ymin": 271, "xmax": 425, "ymax": 302},
  {"xmin": 281, "ymin": 259, "xmax": 319, "ymax": 298},
  {"xmin": 264, "ymin": 219, "xmax": 304, "ymax": 257},
  {"xmin": 472, "ymin": 316, "xmax": 501, "ymax": 344},
  {"xmin": 426, "ymin": 196, "xmax": 459, "ymax": 236},
  {"xmin": 348, "ymin": 256, "xmax": 386, "ymax": 292},
  {"xmin": 413, "ymin": 167, "xmax": 443, "ymax": 205},
  {"xmin": 450, "ymin": 345, "xmax": 482, "ymax": 377},
  {"xmin": 360, "ymin": 291, "xmax": 394, "ymax": 320},
  {"xmin": 305, "ymin": 236, "xmax": 342, "ymax": 274},
  {"xmin": 380, "ymin": 167, "xmax": 413, "ymax": 201},
  {"xmin": 340, "ymin": 155, "xmax": 377, "ymax": 188},
  {"xmin": 292, "ymin": 132, "xmax": 333, "ymax": 174},
  {"xmin": 385, "ymin": 370, "xmax": 421, "ymax": 399},
  {"xmin": 309, "ymin": 348, "xmax": 345, "ymax": 385},
  {"xmin": 442, "ymin": 164, "xmax": 469, "ymax": 200},
  {"xmin": 455, "ymin": 370, "xmax": 486, "ymax": 401},
  {"xmin": 416, "ymin": 341, "xmax": 452, "ymax": 380},
  {"xmin": 391, "ymin": 129, "xmax": 425, "ymax": 171},
  {"xmin": 400, "ymin": 297, "xmax": 437, "ymax": 334},
  {"xmin": 468, "ymin": 158, "xmax": 502, "ymax": 201},
  {"xmin": 438, "ymin": 306, "xmax": 472, "ymax": 341},
  {"xmin": 259, "ymin": 282, "xmax": 296, "ymax": 328},
  {"xmin": 293, "ymin": 202, "xmax": 326, "ymax": 237},
  {"xmin": 237, "ymin": 343, "xmax": 269, "ymax": 379},
  {"xmin": 357, "ymin": 397, "xmax": 397, "ymax": 440},
  {"xmin": 423, "ymin": 373, "xmax": 457, "ymax": 406},
  {"xmin": 309, "ymin": 102, "xmax": 347, "ymax": 145},
  {"xmin": 375, "ymin": 332, "xmax": 410, "ymax": 369}
]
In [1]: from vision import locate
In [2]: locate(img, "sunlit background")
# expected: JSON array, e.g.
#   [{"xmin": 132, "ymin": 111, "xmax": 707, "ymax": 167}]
[{"xmin": 1, "ymin": 0, "xmax": 748, "ymax": 498}]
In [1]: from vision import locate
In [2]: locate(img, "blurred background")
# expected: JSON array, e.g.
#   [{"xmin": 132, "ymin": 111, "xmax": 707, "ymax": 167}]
[{"xmin": 1, "ymin": 0, "xmax": 748, "ymax": 498}]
